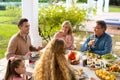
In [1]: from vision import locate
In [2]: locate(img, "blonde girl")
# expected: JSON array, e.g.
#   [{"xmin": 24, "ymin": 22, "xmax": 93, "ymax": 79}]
[
  {"xmin": 54, "ymin": 21, "xmax": 75, "ymax": 50},
  {"xmin": 34, "ymin": 39, "xmax": 77, "ymax": 80}
]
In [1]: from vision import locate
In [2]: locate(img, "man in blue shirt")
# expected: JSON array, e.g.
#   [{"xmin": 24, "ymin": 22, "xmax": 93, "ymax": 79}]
[{"xmin": 80, "ymin": 20, "xmax": 112, "ymax": 55}]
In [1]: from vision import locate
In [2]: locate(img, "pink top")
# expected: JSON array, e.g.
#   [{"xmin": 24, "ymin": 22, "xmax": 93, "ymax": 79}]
[
  {"xmin": 54, "ymin": 31, "xmax": 74, "ymax": 50},
  {"xmin": 9, "ymin": 75, "xmax": 25, "ymax": 80}
]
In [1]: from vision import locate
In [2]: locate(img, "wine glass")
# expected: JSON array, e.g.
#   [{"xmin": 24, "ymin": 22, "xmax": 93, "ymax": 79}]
[{"xmin": 90, "ymin": 34, "xmax": 96, "ymax": 48}]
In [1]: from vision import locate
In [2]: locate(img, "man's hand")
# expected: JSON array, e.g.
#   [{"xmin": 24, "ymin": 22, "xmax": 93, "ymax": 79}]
[
  {"xmin": 88, "ymin": 40, "xmax": 95, "ymax": 47},
  {"xmin": 24, "ymin": 52, "xmax": 31, "ymax": 59},
  {"xmin": 37, "ymin": 46, "xmax": 44, "ymax": 51}
]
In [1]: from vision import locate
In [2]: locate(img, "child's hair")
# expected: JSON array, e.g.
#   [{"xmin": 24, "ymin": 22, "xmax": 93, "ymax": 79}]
[
  {"xmin": 4, "ymin": 57, "xmax": 23, "ymax": 80},
  {"xmin": 34, "ymin": 39, "xmax": 77, "ymax": 80}
]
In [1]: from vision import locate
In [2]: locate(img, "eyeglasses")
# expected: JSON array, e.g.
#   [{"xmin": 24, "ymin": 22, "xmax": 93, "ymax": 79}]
[
  {"xmin": 25, "ymin": 25, "xmax": 30, "ymax": 28},
  {"xmin": 93, "ymin": 27, "xmax": 102, "ymax": 30}
]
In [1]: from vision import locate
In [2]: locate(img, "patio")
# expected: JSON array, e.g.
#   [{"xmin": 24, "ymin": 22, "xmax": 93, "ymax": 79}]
[{"xmin": 0, "ymin": 12, "xmax": 120, "ymax": 80}]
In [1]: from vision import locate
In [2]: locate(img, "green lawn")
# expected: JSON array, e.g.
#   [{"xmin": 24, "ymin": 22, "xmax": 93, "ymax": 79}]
[
  {"xmin": 109, "ymin": 6, "xmax": 120, "ymax": 12},
  {"xmin": 0, "ymin": 24, "xmax": 18, "ymax": 59}
]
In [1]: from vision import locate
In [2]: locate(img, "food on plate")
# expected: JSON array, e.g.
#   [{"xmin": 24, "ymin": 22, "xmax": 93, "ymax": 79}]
[
  {"xmin": 89, "ymin": 64, "xmax": 101, "ymax": 70},
  {"xmin": 87, "ymin": 59, "xmax": 93, "ymax": 65},
  {"xmin": 68, "ymin": 51, "xmax": 76, "ymax": 60},
  {"xmin": 89, "ymin": 77, "xmax": 95, "ymax": 80},
  {"xmin": 74, "ymin": 68, "xmax": 87, "ymax": 80},
  {"xmin": 109, "ymin": 64, "xmax": 120, "ymax": 72},
  {"xmin": 68, "ymin": 51, "xmax": 80, "ymax": 65},
  {"xmin": 77, "ymin": 68, "xmax": 83, "ymax": 75},
  {"xmin": 74, "ymin": 70, "xmax": 78, "ymax": 75},
  {"xmin": 117, "ymin": 61, "xmax": 120, "ymax": 65},
  {"xmin": 87, "ymin": 53, "xmax": 96, "ymax": 58},
  {"xmin": 102, "ymin": 54, "xmax": 117, "ymax": 60},
  {"xmin": 70, "ymin": 59, "xmax": 80, "ymax": 65},
  {"xmin": 96, "ymin": 69, "xmax": 115, "ymax": 80},
  {"xmin": 106, "ymin": 63, "xmax": 112, "ymax": 68},
  {"xmin": 90, "ymin": 64, "xmax": 95, "ymax": 68}
]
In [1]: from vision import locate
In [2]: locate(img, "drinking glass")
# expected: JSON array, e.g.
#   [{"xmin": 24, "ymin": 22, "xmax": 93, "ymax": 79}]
[
  {"xmin": 25, "ymin": 59, "xmax": 29, "ymax": 67},
  {"xmin": 90, "ymin": 35, "xmax": 96, "ymax": 48}
]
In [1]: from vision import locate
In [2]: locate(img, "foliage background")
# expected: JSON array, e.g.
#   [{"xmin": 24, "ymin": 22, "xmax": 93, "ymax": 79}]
[
  {"xmin": 0, "ymin": 1, "xmax": 120, "ymax": 59},
  {"xmin": 38, "ymin": 4, "xmax": 86, "ymax": 42},
  {"xmin": 1, "ymin": 0, "xmax": 120, "ymax": 6}
]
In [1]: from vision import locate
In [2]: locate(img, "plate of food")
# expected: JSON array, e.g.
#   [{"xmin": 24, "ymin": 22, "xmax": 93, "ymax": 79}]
[
  {"xmin": 102, "ymin": 54, "xmax": 117, "ymax": 62},
  {"xmin": 108, "ymin": 64, "xmax": 120, "ymax": 72},
  {"xmin": 89, "ymin": 64, "xmax": 101, "ymax": 70},
  {"xmin": 95, "ymin": 69, "xmax": 115, "ymax": 80},
  {"xmin": 110, "ymin": 72, "xmax": 120, "ymax": 77},
  {"xmin": 86, "ymin": 52, "xmax": 101, "ymax": 59},
  {"xmin": 74, "ymin": 68, "xmax": 88, "ymax": 80},
  {"xmin": 67, "ymin": 51, "xmax": 80, "ymax": 65}
]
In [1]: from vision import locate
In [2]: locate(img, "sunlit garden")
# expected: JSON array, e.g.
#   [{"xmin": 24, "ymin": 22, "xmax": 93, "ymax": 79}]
[
  {"xmin": 0, "ymin": 0, "xmax": 120, "ymax": 80},
  {"xmin": 0, "ymin": 0, "xmax": 120, "ymax": 59}
]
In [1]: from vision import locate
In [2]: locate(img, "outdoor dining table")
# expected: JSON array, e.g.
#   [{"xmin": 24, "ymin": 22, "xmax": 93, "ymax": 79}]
[
  {"xmin": 67, "ymin": 51, "xmax": 100, "ymax": 80},
  {"xmin": 26, "ymin": 50, "xmax": 99, "ymax": 80},
  {"xmin": 25, "ymin": 50, "xmax": 119, "ymax": 80}
]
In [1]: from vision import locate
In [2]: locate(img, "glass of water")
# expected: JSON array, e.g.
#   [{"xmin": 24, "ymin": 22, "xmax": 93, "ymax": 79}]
[{"xmin": 90, "ymin": 34, "xmax": 96, "ymax": 48}]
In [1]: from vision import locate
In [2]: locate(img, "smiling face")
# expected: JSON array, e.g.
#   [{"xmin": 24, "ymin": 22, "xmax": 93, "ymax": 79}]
[
  {"xmin": 61, "ymin": 21, "xmax": 72, "ymax": 35},
  {"xmin": 94, "ymin": 23, "xmax": 105, "ymax": 37},
  {"xmin": 19, "ymin": 22, "xmax": 30, "ymax": 35},
  {"xmin": 62, "ymin": 24, "xmax": 70, "ymax": 34},
  {"xmin": 15, "ymin": 61, "xmax": 26, "ymax": 74}
]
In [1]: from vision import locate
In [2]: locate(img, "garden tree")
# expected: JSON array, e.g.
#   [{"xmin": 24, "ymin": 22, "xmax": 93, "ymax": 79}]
[
  {"xmin": 110, "ymin": 0, "xmax": 120, "ymax": 6},
  {"xmin": 38, "ymin": 4, "xmax": 86, "ymax": 42}
]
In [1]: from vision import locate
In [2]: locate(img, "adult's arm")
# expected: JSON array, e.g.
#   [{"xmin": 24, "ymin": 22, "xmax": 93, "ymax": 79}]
[
  {"xmin": 29, "ymin": 45, "xmax": 39, "ymax": 51},
  {"xmin": 80, "ymin": 37, "xmax": 90, "ymax": 52},
  {"xmin": 92, "ymin": 36, "xmax": 112, "ymax": 55},
  {"xmin": 66, "ymin": 35, "xmax": 74, "ymax": 50},
  {"xmin": 28, "ymin": 35, "xmax": 39, "ymax": 51}
]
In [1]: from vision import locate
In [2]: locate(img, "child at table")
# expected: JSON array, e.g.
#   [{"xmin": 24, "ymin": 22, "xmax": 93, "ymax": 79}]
[
  {"xmin": 34, "ymin": 39, "xmax": 77, "ymax": 80},
  {"xmin": 4, "ymin": 57, "xmax": 32, "ymax": 80}
]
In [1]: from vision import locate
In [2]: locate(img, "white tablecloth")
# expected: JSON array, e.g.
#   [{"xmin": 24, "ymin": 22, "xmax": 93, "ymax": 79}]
[
  {"xmin": 70, "ymin": 51, "xmax": 100, "ymax": 80},
  {"xmin": 26, "ymin": 50, "xmax": 101, "ymax": 80}
]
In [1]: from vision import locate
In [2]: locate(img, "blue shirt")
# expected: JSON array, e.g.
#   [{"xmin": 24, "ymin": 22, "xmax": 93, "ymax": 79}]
[{"xmin": 80, "ymin": 33, "xmax": 112, "ymax": 55}]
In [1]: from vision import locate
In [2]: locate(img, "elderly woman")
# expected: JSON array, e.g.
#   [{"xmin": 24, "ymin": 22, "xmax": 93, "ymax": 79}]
[
  {"xmin": 54, "ymin": 21, "xmax": 75, "ymax": 50},
  {"xmin": 34, "ymin": 39, "xmax": 77, "ymax": 80}
]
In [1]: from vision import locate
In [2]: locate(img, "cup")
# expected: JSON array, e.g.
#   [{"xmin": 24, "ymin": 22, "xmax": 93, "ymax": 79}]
[
  {"xmin": 31, "ymin": 52, "xmax": 37, "ymax": 57},
  {"xmin": 25, "ymin": 59, "xmax": 29, "ymax": 67},
  {"xmin": 82, "ymin": 55, "xmax": 87, "ymax": 66},
  {"xmin": 90, "ymin": 35, "xmax": 96, "ymax": 48}
]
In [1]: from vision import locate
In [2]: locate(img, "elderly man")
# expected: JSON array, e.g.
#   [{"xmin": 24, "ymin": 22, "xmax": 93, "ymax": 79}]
[
  {"xmin": 81, "ymin": 20, "xmax": 112, "ymax": 55},
  {"xmin": 5, "ymin": 18, "xmax": 42, "ymax": 59}
]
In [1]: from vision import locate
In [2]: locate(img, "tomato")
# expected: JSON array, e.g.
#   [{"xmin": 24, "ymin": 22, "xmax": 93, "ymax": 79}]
[{"xmin": 68, "ymin": 51, "xmax": 76, "ymax": 60}]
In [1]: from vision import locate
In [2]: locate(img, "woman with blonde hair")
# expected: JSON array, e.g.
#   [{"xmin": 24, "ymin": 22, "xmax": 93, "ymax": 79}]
[
  {"xmin": 34, "ymin": 39, "xmax": 77, "ymax": 80},
  {"xmin": 54, "ymin": 20, "xmax": 75, "ymax": 50}
]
